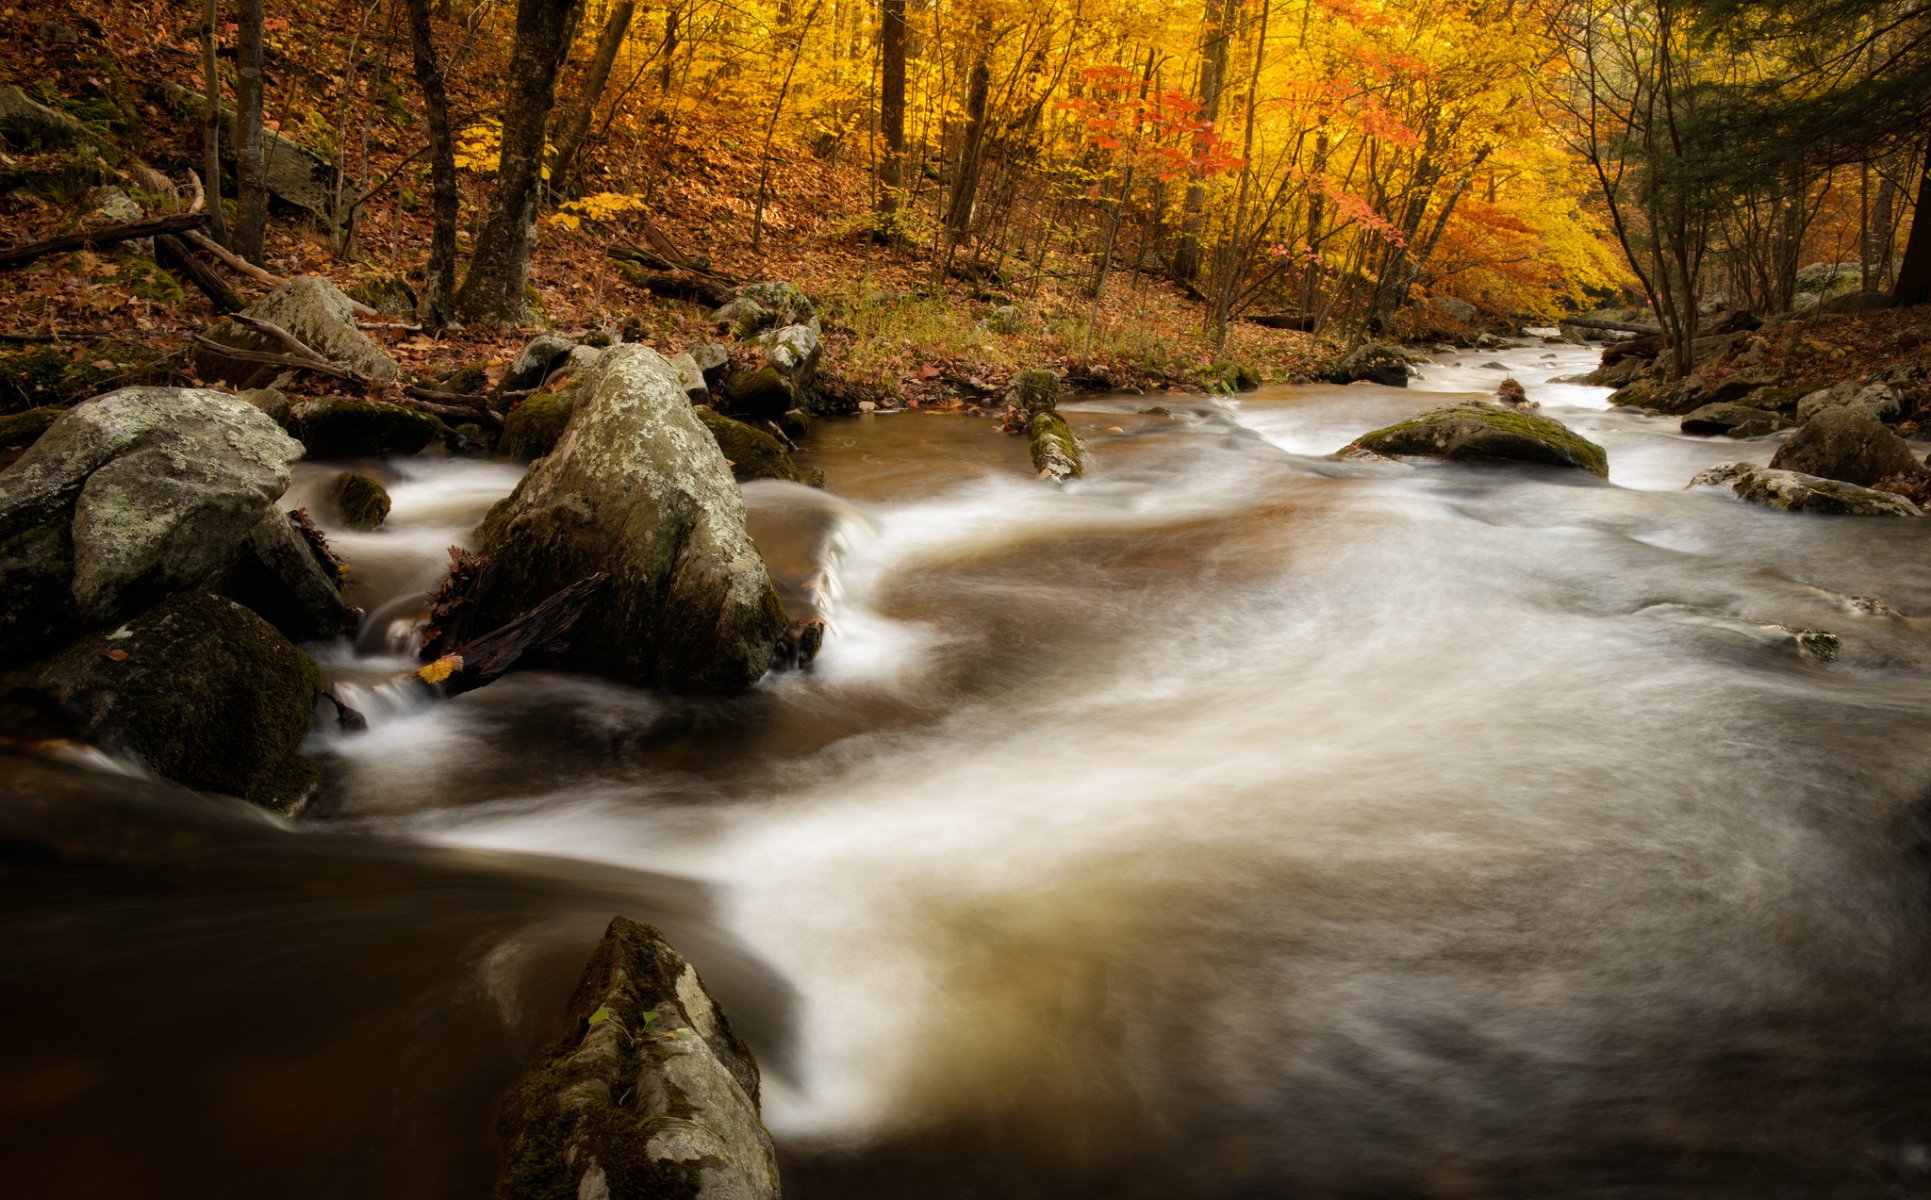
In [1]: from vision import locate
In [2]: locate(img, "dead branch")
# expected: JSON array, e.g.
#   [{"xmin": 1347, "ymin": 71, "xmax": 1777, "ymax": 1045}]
[
  {"xmin": 413, "ymin": 572, "xmax": 609, "ymax": 698},
  {"xmin": 155, "ymin": 234, "xmax": 243, "ymax": 313},
  {"xmin": 0, "ymin": 213, "xmax": 211, "ymax": 270}
]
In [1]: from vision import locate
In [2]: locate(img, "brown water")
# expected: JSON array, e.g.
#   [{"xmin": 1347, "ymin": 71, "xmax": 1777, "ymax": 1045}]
[{"xmin": 7, "ymin": 342, "xmax": 1931, "ymax": 1198}]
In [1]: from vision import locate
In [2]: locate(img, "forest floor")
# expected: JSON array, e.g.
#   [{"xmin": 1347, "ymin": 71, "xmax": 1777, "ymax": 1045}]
[{"xmin": 0, "ymin": 0, "xmax": 1335, "ymax": 420}]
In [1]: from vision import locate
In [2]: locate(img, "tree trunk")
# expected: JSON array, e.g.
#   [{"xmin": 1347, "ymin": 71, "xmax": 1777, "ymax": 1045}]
[
  {"xmin": 233, "ymin": 0, "xmax": 268, "ymax": 263},
  {"xmin": 943, "ymin": 34, "xmax": 992, "ymax": 235},
  {"xmin": 455, "ymin": 0, "xmax": 585, "ymax": 323},
  {"xmin": 751, "ymin": 0, "xmax": 822, "ymax": 251},
  {"xmin": 1211, "ymin": 0, "xmax": 1268, "ymax": 350},
  {"xmin": 403, "ymin": 0, "xmax": 460, "ymax": 330},
  {"xmin": 1892, "ymin": 138, "xmax": 1931, "ymax": 307},
  {"xmin": 1173, "ymin": 0, "xmax": 1233, "ymax": 282},
  {"xmin": 547, "ymin": 0, "xmax": 636, "ymax": 191},
  {"xmin": 877, "ymin": 0, "xmax": 907, "ymax": 216},
  {"xmin": 200, "ymin": 0, "xmax": 228, "ymax": 246}
]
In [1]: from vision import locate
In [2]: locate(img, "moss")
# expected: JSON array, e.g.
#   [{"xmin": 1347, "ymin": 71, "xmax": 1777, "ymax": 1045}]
[
  {"xmin": 439, "ymin": 363, "xmax": 490, "ymax": 395},
  {"xmin": 1207, "ymin": 360, "xmax": 1262, "ymax": 392},
  {"xmin": 1028, "ymin": 410, "xmax": 1085, "ymax": 481},
  {"xmin": 0, "ymin": 148, "xmax": 114, "ymax": 205},
  {"xmin": 330, "ymin": 471, "xmax": 391, "ymax": 530},
  {"xmin": 125, "ymin": 253, "xmax": 185, "ymax": 304},
  {"xmin": 0, "ymin": 346, "xmax": 71, "ymax": 408},
  {"xmin": 1008, "ymin": 368, "xmax": 1062, "ymax": 414},
  {"xmin": 1141, "ymin": 406, "xmax": 1172, "ymax": 416},
  {"xmin": 0, "ymin": 405, "xmax": 62, "ymax": 448},
  {"xmin": 348, "ymin": 273, "xmax": 416, "ymax": 318},
  {"xmin": 1354, "ymin": 405, "xmax": 1609, "ymax": 478},
  {"xmin": 694, "ymin": 407, "xmax": 802, "ymax": 483},
  {"xmin": 723, "ymin": 365, "xmax": 799, "ymax": 420},
  {"xmin": 295, "ymin": 398, "xmax": 441, "ymax": 460},
  {"xmin": 499, "ymin": 386, "xmax": 580, "ymax": 461}
]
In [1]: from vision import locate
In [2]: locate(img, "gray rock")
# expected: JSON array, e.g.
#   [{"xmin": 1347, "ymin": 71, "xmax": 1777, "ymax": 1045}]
[
  {"xmin": 695, "ymin": 407, "xmax": 801, "ymax": 483},
  {"xmin": 1815, "ymin": 290, "xmax": 1892, "ymax": 316},
  {"xmin": 1690, "ymin": 462, "xmax": 1922, "ymax": 517},
  {"xmin": 0, "ymin": 84, "xmax": 115, "ymax": 157},
  {"xmin": 737, "ymin": 280, "xmax": 816, "ymax": 328},
  {"xmin": 1427, "ymin": 295, "xmax": 1479, "ymax": 323},
  {"xmin": 1769, "ymin": 405, "xmax": 1925, "ymax": 487},
  {"xmin": 16, "ymin": 591, "xmax": 323, "ymax": 812},
  {"xmin": 1347, "ymin": 404, "xmax": 1608, "ymax": 477},
  {"xmin": 218, "ymin": 509, "xmax": 355, "ymax": 642},
  {"xmin": 0, "ymin": 387, "xmax": 303, "ymax": 668},
  {"xmin": 546, "ymin": 343, "xmax": 605, "ymax": 386},
  {"xmin": 1795, "ymin": 380, "xmax": 1901, "ymax": 424},
  {"xmin": 88, "ymin": 185, "xmax": 144, "ymax": 225},
  {"xmin": 724, "ymin": 324, "xmax": 823, "ymax": 420},
  {"xmin": 712, "ymin": 296, "xmax": 772, "ymax": 339},
  {"xmin": 501, "ymin": 333, "xmax": 577, "ymax": 393},
  {"xmin": 668, "ymin": 352, "xmax": 709, "ymax": 404},
  {"xmin": 239, "ymin": 387, "xmax": 293, "ymax": 428},
  {"xmin": 1325, "ymin": 342, "xmax": 1409, "ymax": 388},
  {"xmin": 193, "ymin": 277, "xmax": 399, "ymax": 390},
  {"xmin": 495, "ymin": 916, "xmax": 780, "ymax": 1200},
  {"xmin": 1007, "ymin": 369, "xmax": 1062, "ymax": 415},
  {"xmin": 690, "ymin": 342, "xmax": 731, "ymax": 383},
  {"xmin": 1679, "ymin": 403, "xmax": 1790, "ymax": 439},
  {"xmin": 985, "ymin": 303, "xmax": 1025, "ymax": 334},
  {"xmin": 290, "ymin": 396, "xmax": 439, "ymax": 459},
  {"xmin": 1029, "ymin": 410, "xmax": 1084, "ymax": 484},
  {"xmin": 477, "ymin": 346, "xmax": 788, "ymax": 690}
]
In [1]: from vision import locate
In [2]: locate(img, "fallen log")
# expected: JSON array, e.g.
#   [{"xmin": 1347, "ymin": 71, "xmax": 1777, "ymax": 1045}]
[
  {"xmin": 1244, "ymin": 312, "xmax": 1317, "ymax": 331},
  {"xmin": 609, "ymin": 261, "xmax": 736, "ymax": 307},
  {"xmin": 415, "ymin": 572, "xmax": 608, "ymax": 698},
  {"xmin": 155, "ymin": 234, "xmax": 243, "ymax": 313},
  {"xmin": 1558, "ymin": 315, "xmax": 1663, "ymax": 336},
  {"xmin": 0, "ymin": 213, "xmax": 210, "ymax": 270},
  {"xmin": 398, "ymin": 388, "xmax": 503, "ymax": 426}
]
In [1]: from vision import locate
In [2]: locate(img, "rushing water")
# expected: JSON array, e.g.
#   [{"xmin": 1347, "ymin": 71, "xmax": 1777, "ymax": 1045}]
[{"xmin": 8, "ymin": 340, "xmax": 1931, "ymax": 1198}]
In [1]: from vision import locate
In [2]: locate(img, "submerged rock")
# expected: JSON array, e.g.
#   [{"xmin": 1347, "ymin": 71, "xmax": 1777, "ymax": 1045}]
[
  {"xmin": 0, "ymin": 387, "xmax": 304, "ymax": 668},
  {"xmin": 1679, "ymin": 403, "xmax": 1789, "ymax": 438},
  {"xmin": 14, "ymin": 591, "xmax": 323, "ymax": 812},
  {"xmin": 1347, "ymin": 404, "xmax": 1608, "ymax": 477},
  {"xmin": 695, "ymin": 407, "xmax": 802, "ymax": 483},
  {"xmin": 495, "ymin": 916, "xmax": 780, "ymax": 1200},
  {"xmin": 1769, "ymin": 405, "xmax": 1925, "ymax": 487},
  {"xmin": 1690, "ymin": 462, "xmax": 1922, "ymax": 517},
  {"xmin": 330, "ymin": 471, "xmax": 390, "ymax": 529},
  {"xmin": 477, "ymin": 346, "xmax": 787, "ymax": 690},
  {"xmin": 192, "ymin": 276, "xmax": 399, "ymax": 391}
]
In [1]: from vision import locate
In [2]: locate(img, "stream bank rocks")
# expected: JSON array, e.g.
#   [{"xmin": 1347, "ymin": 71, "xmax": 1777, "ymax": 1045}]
[
  {"xmin": 477, "ymin": 346, "xmax": 788, "ymax": 690},
  {"xmin": 495, "ymin": 916, "xmax": 780, "ymax": 1200},
  {"xmin": 192, "ymin": 276, "xmax": 399, "ymax": 391},
  {"xmin": 1345, "ymin": 404, "xmax": 1609, "ymax": 477},
  {"xmin": 695, "ymin": 407, "xmax": 803, "ymax": 483},
  {"xmin": 1690, "ymin": 462, "xmax": 1923, "ymax": 517},
  {"xmin": 1767, "ymin": 405, "xmax": 1927, "ymax": 488},
  {"xmin": 1324, "ymin": 342, "xmax": 1414, "ymax": 388}
]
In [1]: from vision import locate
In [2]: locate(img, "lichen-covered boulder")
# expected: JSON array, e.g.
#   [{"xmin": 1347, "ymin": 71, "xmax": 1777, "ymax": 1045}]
[
  {"xmin": 1679, "ymin": 403, "xmax": 1790, "ymax": 438},
  {"xmin": 0, "ymin": 84, "xmax": 115, "ymax": 157},
  {"xmin": 14, "ymin": 591, "xmax": 324, "ymax": 812},
  {"xmin": 495, "ymin": 916, "xmax": 780, "ymax": 1200},
  {"xmin": 985, "ymin": 303, "xmax": 1024, "ymax": 335},
  {"xmin": 291, "ymin": 397, "xmax": 440, "ymax": 460},
  {"xmin": 690, "ymin": 342, "xmax": 731, "ymax": 386},
  {"xmin": 1769, "ymin": 405, "xmax": 1926, "ymax": 487},
  {"xmin": 668, "ymin": 352, "xmax": 710, "ymax": 404},
  {"xmin": 477, "ymin": 346, "xmax": 787, "ymax": 690},
  {"xmin": 737, "ymin": 280, "xmax": 816, "ymax": 329},
  {"xmin": 1347, "ymin": 404, "xmax": 1609, "ymax": 477},
  {"xmin": 712, "ymin": 296, "xmax": 772, "ymax": 340},
  {"xmin": 695, "ymin": 407, "xmax": 802, "ymax": 483},
  {"xmin": 1690, "ymin": 462, "xmax": 1922, "ymax": 517},
  {"xmin": 0, "ymin": 387, "xmax": 304, "ymax": 668},
  {"xmin": 193, "ymin": 276, "xmax": 399, "ymax": 391},
  {"xmin": 754, "ymin": 325, "xmax": 822, "ymax": 403},
  {"xmin": 1795, "ymin": 380, "xmax": 1902, "ymax": 424},
  {"xmin": 1325, "ymin": 342, "xmax": 1411, "ymax": 388},
  {"xmin": 1029, "ymin": 410, "xmax": 1084, "ymax": 484},
  {"xmin": 330, "ymin": 471, "xmax": 390, "ymax": 529}
]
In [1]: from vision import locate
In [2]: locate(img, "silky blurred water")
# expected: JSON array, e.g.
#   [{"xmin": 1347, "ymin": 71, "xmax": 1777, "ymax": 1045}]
[{"xmin": 6, "ymin": 340, "xmax": 1931, "ymax": 1199}]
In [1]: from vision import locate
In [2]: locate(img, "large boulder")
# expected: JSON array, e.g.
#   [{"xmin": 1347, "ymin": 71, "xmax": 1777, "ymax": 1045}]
[
  {"xmin": 0, "ymin": 84, "xmax": 115, "ymax": 158},
  {"xmin": 193, "ymin": 277, "xmax": 399, "ymax": 390},
  {"xmin": 695, "ymin": 407, "xmax": 802, "ymax": 483},
  {"xmin": 11, "ymin": 591, "xmax": 324, "ymax": 812},
  {"xmin": 1769, "ymin": 405, "xmax": 1926, "ymax": 487},
  {"xmin": 1325, "ymin": 342, "xmax": 1410, "ymax": 388},
  {"xmin": 499, "ymin": 375, "xmax": 586, "ymax": 463},
  {"xmin": 1795, "ymin": 380, "xmax": 1901, "ymax": 424},
  {"xmin": 1679, "ymin": 403, "xmax": 1790, "ymax": 439},
  {"xmin": 1690, "ymin": 462, "xmax": 1922, "ymax": 517},
  {"xmin": 1347, "ymin": 404, "xmax": 1608, "ymax": 477},
  {"xmin": 217, "ymin": 509, "xmax": 356, "ymax": 642},
  {"xmin": 725, "ymin": 325, "xmax": 823, "ymax": 421},
  {"xmin": 0, "ymin": 387, "xmax": 304, "ymax": 668},
  {"xmin": 495, "ymin": 916, "xmax": 780, "ymax": 1200},
  {"xmin": 477, "ymin": 346, "xmax": 787, "ymax": 690},
  {"xmin": 290, "ymin": 396, "xmax": 439, "ymax": 460}
]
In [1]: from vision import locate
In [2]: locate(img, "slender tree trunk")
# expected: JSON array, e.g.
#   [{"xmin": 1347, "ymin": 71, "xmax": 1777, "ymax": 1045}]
[
  {"xmin": 404, "ymin": 0, "xmax": 459, "ymax": 329},
  {"xmin": 455, "ymin": 0, "xmax": 585, "ymax": 323},
  {"xmin": 660, "ymin": 7, "xmax": 679, "ymax": 92},
  {"xmin": 1173, "ymin": 0, "xmax": 1233, "ymax": 282},
  {"xmin": 877, "ymin": 0, "xmax": 907, "ymax": 217},
  {"xmin": 1212, "ymin": 0, "xmax": 1267, "ymax": 350},
  {"xmin": 548, "ymin": 0, "xmax": 636, "ymax": 192},
  {"xmin": 200, "ymin": 0, "xmax": 228, "ymax": 246},
  {"xmin": 943, "ymin": 34, "xmax": 992, "ymax": 235},
  {"xmin": 751, "ymin": 0, "xmax": 822, "ymax": 251},
  {"xmin": 233, "ymin": 0, "xmax": 268, "ymax": 263},
  {"xmin": 1892, "ymin": 137, "xmax": 1931, "ymax": 307}
]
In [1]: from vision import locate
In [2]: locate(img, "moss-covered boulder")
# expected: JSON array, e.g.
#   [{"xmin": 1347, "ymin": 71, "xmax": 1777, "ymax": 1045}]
[
  {"xmin": 1770, "ymin": 405, "xmax": 1926, "ymax": 487},
  {"xmin": 738, "ymin": 280, "xmax": 816, "ymax": 328},
  {"xmin": 0, "ymin": 387, "xmax": 304, "ymax": 670},
  {"xmin": 1347, "ymin": 404, "xmax": 1609, "ymax": 477},
  {"xmin": 1008, "ymin": 369, "xmax": 1062, "ymax": 415},
  {"xmin": 11, "ymin": 591, "xmax": 323, "ymax": 812},
  {"xmin": 193, "ymin": 276, "xmax": 400, "ymax": 391},
  {"xmin": 1208, "ymin": 360, "xmax": 1262, "ymax": 392},
  {"xmin": 695, "ymin": 407, "xmax": 802, "ymax": 483},
  {"xmin": 291, "ymin": 397, "xmax": 440, "ymax": 460},
  {"xmin": 723, "ymin": 364, "xmax": 801, "ymax": 422},
  {"xmin": 1690, "ymin": 462, "xmax": 1922, "ymax": 517},
  {"xmin": 347, "ymin": 273, "xmax": 416, "ymax": 318},
  {"xmin": 1679, "ymin": 403, "xmax": 1790, "ymax": 439},
  {"xmin": 1325, "ymin": 342, "xmax": 1411, "ymax": 388},
  {"xmin": 495, "ymin": 916, "xmax": 780, "ymax": 1200},
  {"xmin": 0, "ymin": 406, "xmax": 63, "ymax": 459},
  {"xmin": 0, "ymin": 84, "xmax": 116, "ymax": 157},
  {"xmin": 499, "ymin": 384, "xmax": 582, "ymax": 462},
  {"xmin": 330, "ymin": 471, "xmax": 391, "ymax": 529},
  {"xmin": 1029, "ymin": 410, "xmax": 1084, "ymax": 483},
  {"xmin": 477, "ymin": 346, "xmax": 788, "ymax": 690}
]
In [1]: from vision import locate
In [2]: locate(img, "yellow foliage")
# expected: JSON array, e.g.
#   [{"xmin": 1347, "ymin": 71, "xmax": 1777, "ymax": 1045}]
[{"xmin": 417, "ymin": 655, "xmax": 462, "ymax": 685}]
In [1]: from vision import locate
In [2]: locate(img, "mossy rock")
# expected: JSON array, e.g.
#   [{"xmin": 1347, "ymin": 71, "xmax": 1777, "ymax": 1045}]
[
  {"xmin": 696, "ymin": 407, "xmax": 802, "ymax": 483},
  {"xmin": 737, "ymin": 280, "xmax": 816, "ymax": 327},
  {"xmin": 1208, "ymin": 360, "xmax": 1262, "ymax": 392},
  {"xmin": 0, "ymin": 405, "xmax": 63, "ymax": 467},
  {"xmin": 330, "ymin": 471, "xmax": 391, "ymax": 530},
  {"xmin": 439, "ymin": 363, "xmax": 490, "ymax": 395},
  {"xmin": 292, "ymin": 397, "xmax": 440, "ymax": 460},
  {"xmin": 1141, "ymin": 406, "xmax": 1172, "ymax": 417},
  {"xmin": 723, "ymin": 364, "xmax": 801, "ymax": 422},
  {"xmin": 1028, "ymin": 410, "xmax": 1084, "ymax": 483},
  {"xmin": 0, "ymin": 346, "xmax": 71, "ymax": 408},
  {"xmin": 985, "ymin": 303, "xmax": 1024, "ymax": 335},
  {"xmin": 11, "ymin": 591, "xmax": 323, "ymax": 812},
  {"xmin": 0, "ymin": 148, "xmax": 115, "ymax": 206},
  {"xmin": 1008, "ymin": 369, "xmax": 1062, "ymax": 415},
  {"xmin": 499, "ymin": 385, "xmax": 581, "ymax": 462},
  {"xmin": 348, "ymin": 273, "xmax": 417, "ymax": 318},
  {"xmin": 124, "ymin": 253, "xmax": 185, "ymax": 304},
  {"xmin": 1349, "ymin": 404, "xmax": 1609, "ymax": 477}
]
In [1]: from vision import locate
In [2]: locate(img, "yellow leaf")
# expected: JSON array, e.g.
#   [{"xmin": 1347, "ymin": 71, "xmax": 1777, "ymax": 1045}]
[{"xmin": 417, "ymin": 655, "xmax": 462, "ymax": 685}]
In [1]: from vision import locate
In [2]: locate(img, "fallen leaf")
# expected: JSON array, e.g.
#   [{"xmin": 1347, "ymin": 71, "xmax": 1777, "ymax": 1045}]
[{"xmin": 103, "ymin": 648, "xmax": 129, "ymax": 662}]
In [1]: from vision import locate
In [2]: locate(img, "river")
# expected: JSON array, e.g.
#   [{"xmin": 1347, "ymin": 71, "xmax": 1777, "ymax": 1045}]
[{"xmin": 6, "ymin": 340, "xmax": 1931, "ymax": 1198}]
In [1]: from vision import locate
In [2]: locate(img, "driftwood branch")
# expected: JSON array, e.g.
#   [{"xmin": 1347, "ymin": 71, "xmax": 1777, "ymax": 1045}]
[
  {"xmin": 399, "ymin": 387, "xmax": 503, "ymax": 426},
  {"xmin": 0, "ymin": 213, "xmax": 211, "ymax": 270},
  {"xmin": 186, "ymin": 332, "xmax": 371, "ymax": 383},
  {"xmin": 413, "ymin": 572, "xmax": 609, "ymax": 698}
]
